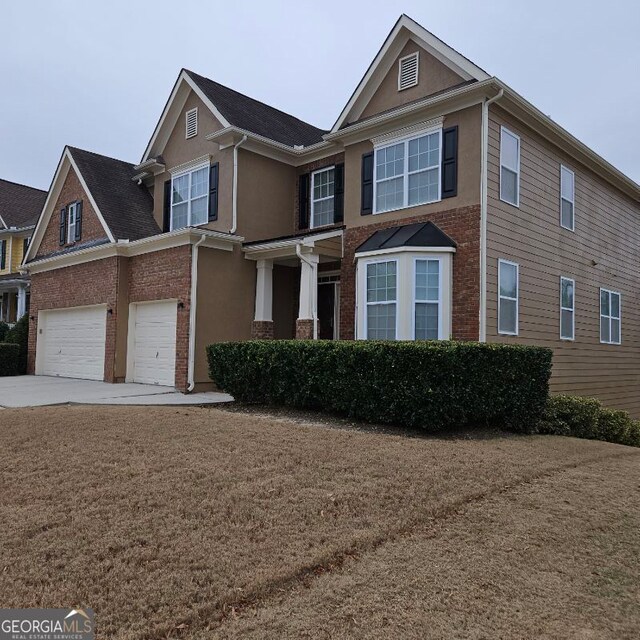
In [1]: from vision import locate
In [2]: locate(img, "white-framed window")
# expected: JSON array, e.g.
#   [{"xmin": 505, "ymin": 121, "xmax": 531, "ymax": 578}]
[
  {"xmin": 500, "ymin": 127, "xmax": 520, "ymax": 207},
  {"xmin": 560, "ymin": 276, "xmax": 575, "ymax": 341},
  {"xmin": 311, "ymin": 166, "xmax": 335, "ymax": 228},
  {"xmin": 186, "ymin": 108, "xmax": 198, "ymax": 138},
  {"xmin": 600, "ymin": 288, "xmax": 621, "ymax": 345},
  {"xmin": 365, "ymin": 260, "xmax": 397, "ymax": 340},
  {"xmin": 171, "ymin": 164, "xmax": 209, "ymax": 230},
  {"xmin": 498, "ymin": 259, "xmax": 519, "ymax": 335},
  {"xmin": 560, "ymin": 165, "xmax": 575, "ymax": 230},
  {"xmin": 374, "ymin": 128, "xmax": 442, "ymax": 214},
  {"xmin": 67, "ymin": 201, "xmax": 79, "ymax": 244},
  {"xmin": 414, "ymin": 258, "xmax": 441, "ymax": 340},
  {"xmin": 398, "ymin": 51, "xmax": 419, "ymax": 91}
]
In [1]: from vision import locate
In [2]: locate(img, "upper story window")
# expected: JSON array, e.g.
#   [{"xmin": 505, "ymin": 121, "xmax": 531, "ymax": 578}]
[
  {"xmin": 500, "ymin": 127, "xmax": 520, "ymax": 207},
  {"xmin": 0, "ymin": 240, "xmax": 6, "ymax": 271},
  {"xmin": 365, "ymin": 260, "xmax": 397, "ymax": 340},
  {"xmin": 67, "ymin": 201, "xmax": 79, "ymax": 243},
  {"xmin": 498, "ymin": 259, "xmax": 519, "ymax": 335},
  {"xmin": 311, "ymin": 167, "xmax": 335, "ymax": 228},
  {"xmin": 560, "ymin": 276, "xmax": 575, "ymax": 340},
  {"xmin": 398, "ymin": 52, "xmax": 419, "ymax": 91},
  {"xmin": 171, "ymin": 164, "xmax": 209, "ymax": 230},
  {"xmin": 560, "ymin": 165, "xmax": 575, "ymax": 230},
  {"xmin": 374, "ymin": 128, "xmax": 441, "ymax": 214},
  {"xmin": 186, "ymin": 108, "xmax": 198, "ymax": 139},
  {"xmin": 600, "ymin": 288, "xmax": 621, "ymax": 345}
]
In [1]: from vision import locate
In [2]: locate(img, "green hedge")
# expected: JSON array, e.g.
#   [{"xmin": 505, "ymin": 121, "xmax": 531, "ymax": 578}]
[
  {"xmin": 0, "ymin": 343, "xmax": 20, "ymax": 377},
  {"xmin": 207, "ymin": 340, "xmax": 553, "ymax": 432},
  {"xmin": 6, "ymin": 315, "xmax": 28, "ymax": 374},
  {"xmin": 0, "ymin": 321, "xmax": 9, "ymax": 342}
]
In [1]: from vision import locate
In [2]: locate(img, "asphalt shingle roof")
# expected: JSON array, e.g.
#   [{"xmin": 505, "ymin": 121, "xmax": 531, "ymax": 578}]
[
  {"xmin": 0, "ymin": 179, "xmax": 47, "ymax": 229},
  {"xmin": 356, "ymin": 221, "xmax": 457, "ymax": 253},
  {"xmin": 68, "ymin": 147, "xmax": 159, "ymax": 241},
  {"xmin": 185, "ymin": 70, "xmax": 327, "ymax": 147}
]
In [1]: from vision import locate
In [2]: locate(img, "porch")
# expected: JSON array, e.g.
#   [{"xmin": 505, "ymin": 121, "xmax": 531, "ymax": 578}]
[{"xmin": 0, "ymin": 274, "xmax": 29, "ymax": 325}]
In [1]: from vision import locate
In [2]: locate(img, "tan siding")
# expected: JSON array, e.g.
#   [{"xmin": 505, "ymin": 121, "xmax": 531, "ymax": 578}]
[{"xmin": 486, "ymin": 105, "xmax": 640, "ymax": 416}]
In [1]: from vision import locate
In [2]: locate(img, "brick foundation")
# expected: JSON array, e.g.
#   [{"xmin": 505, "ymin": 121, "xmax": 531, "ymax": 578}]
[
  {"xmin": 295, "ymin": 318, "xmax": 314, "ymax": 339},
  {"xmin": 251, "ymin": 320, "xmax": 274, "ymax": 339}
]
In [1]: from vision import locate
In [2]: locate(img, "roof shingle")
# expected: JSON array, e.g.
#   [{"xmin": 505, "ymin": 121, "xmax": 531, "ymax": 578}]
[{"xmin": 0, "ymin": 179, "xmax": 47, "ymax": 229}]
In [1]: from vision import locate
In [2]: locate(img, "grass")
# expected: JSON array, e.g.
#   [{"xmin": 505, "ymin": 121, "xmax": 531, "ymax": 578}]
[{"xmin": 0, "ymin": 405, "xmax": 638, "ymax": 639}]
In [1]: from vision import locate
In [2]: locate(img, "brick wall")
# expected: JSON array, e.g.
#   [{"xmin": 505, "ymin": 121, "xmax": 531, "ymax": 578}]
[{"xmin": 339, "ymin": 204, "xmax": 481, "ymax": 341}]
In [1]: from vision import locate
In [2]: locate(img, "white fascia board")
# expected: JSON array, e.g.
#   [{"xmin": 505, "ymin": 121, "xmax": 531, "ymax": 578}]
[
  {"xmin": 355, "ymin": 246, "xmax": 456, "ymax": 259},
  {"xmin": 243, "ymin": 229, "xmax": 344, "ymax": 259}
]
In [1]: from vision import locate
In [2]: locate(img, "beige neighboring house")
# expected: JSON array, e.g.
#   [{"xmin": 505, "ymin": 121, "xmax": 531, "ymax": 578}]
[
  {"xmin": 21, "ymin": 15, "xmax": 640, "ymax": 415},
  {"xmin": 0, "ymin": 179, "xmax": 47, "ymax": 325}
]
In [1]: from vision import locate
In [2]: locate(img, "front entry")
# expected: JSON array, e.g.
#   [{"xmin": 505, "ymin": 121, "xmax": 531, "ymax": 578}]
[{"xmin": 318, "ymin": 278, "xmax": 339, "ymax": 340}]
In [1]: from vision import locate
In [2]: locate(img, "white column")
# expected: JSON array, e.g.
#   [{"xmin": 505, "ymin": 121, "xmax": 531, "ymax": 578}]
[
  {"xmin": 298, "ymin": 252, "xmax": 319, "ymax": 321},
  {"xmin": 16, "ymin": 286, "xmax": 27, "ymax": 320},
  {"xmin": 254, "ymin": 259, "xmax": 274, "ymax": 322}
]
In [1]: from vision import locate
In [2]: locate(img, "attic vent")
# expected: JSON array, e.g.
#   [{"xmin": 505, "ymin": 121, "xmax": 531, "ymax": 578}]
[
  {"xmin": 398, "ymin": 52, "xmax": 419, "ymax": 91},
  {"xmin": 186, "ymin": 108, "xmax": 198, "ymax": 138}
]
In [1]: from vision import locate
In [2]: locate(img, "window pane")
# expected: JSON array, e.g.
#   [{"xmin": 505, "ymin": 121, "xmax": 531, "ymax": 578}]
[
  {"xmin": 501, "ymin": 130, "xmax": 519, "ymax": 170},
  {"xmin": 501, "ymin": 167, "xmax": 518, "ymax": 204},
  {"xmin": 367, "ymin": 304, "xmax": 396, "ymax": 340},
  {"xmin": 561, "ymin": 309, "xmax": 573, "ymax": 339},
  {"xmin": 499, "ymin": 298, "xmax": 517, "ymax": 334},
  {"xmin": 408, "ymin": 167, "xmax": 439, "ymax": 206},
  {"xmin": 172, "ymin": 202, "xmax": 188, "ymax": 230},
  {"xmin": 408, "ymin": 132, "xmax": 439, "ymax": 172},
  {"xmin": 600, "ymin": 290, "xmax": 610, "ymax": 316},
  {"xmin": 376, "ymin": 176, "xmax": 404, "ymax": 212},
  {"xmin": 415, "ymin": 260, "xmax": 439, "ymax": 301},
  {"xmin": 172, "ymin": 174, "xmax": 189, "ymax": 204},
  {"xmin": 313, "ymin": 198, "xmax": 334, "ymax": 227},
  {"xmin": 191, "ymin": 196, "xmax": 208, "ymax": 226},
  {"xmin": 561, "ymin": 279, "xmax": 574, "ymax": 309},
  {"xmin": 611, "ymin": 293, "xmax": 620, "ymax": 318},
  {"xmin": 415, "ymin": 302, "xmax": 439, "ymax": 340},
  {"xmin": 376, "ymin": 143, "xmax": 404, "ymax": 180},
  {"xmin": 611, "ymin": 318, "xmax": 621, "ymax": 343},
  {"xmin": 499, "ymin": 263, "xmax": 517, "ymax": 298},
  {"xmin": 366, "ymin": 262, "xmax": 396, "ymax": 303},
  {"xmin": 561, "ymin": 167, "xmax": 574, "ymax": 201},
  {"xmin": 190, "ymin": 167, "xmax": 208, "ymax": 199},
  {"xmin": 601, "ymin": 316, "xmax": 610, "ymax": 343},
  {"xmin": 561, "ymin": 199, "xmax": 574, "ymax": 229}
]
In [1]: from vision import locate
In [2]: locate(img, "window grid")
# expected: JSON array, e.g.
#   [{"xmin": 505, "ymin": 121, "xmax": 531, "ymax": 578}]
[
  {"xmin": 600, "ymin": 288, "xmax": 621, "ymax": 345},
  {"xmin": 560, "ymin": 277, "xmax": 575, "ymax": 341},
  {"xmin": 67, "ymin": 202, "xmax": 78, "ymax": 244},
  {"xmin": 311, "ymin": 166, "xmax": 335, "ymax": 228},
  {"xmin": 498, "ymin": 259, "xmax": 519, "ymax": 335},
  {"xmin": 500, "ymin": 127, "xmax": 520, "ymax": 207},
  {"xmin": 171, "ymin": 165, "xmax": 209, "ymax": 230},
  {"xmin": 560, "ymin": 165, "xmax": 575, "ymax": 231},
  {"xmin": 365, "ymin": 260, "xmax": 397, "ymax": 340},
  {"xmin": 414, "ymin": 258, "xmax": 440, "ymax": 340}
]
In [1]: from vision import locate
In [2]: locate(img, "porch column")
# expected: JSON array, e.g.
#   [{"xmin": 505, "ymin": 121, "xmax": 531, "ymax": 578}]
[
  {"xmin": 251, "ymin": 259, "xmax": 274, "ymax": 339},
  {"xmin": 16, "ymin": 286, "xmax": 27, "ymax": 320},
  {"xmin": 296, "ymin": 251, "xmax": 319, "ymax": 339}
]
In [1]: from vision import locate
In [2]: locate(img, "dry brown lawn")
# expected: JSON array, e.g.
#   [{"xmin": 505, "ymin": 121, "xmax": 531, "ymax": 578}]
[{"xmin": 0, "ymin": 406, "xmax": 638, "ymax": 640}]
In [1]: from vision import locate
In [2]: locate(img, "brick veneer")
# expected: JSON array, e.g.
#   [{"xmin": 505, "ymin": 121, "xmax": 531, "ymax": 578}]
[
  {"xmin": 251, "ymin": 320, "xmax": 274, "ymax": 339},
  {"xmin": 295, "ymin": 318, "xmax": 314, "ymax": 339},
  {"xmin": 339, "ymin": 204, "xmax": 481, "ymax": 341}
]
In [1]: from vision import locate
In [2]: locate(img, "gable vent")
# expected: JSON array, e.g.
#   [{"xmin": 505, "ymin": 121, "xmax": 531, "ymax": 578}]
[
  {"xmin": 398, "ymin": 51, "xmax": 419, "ymax": 91},
  {"xmin": 186, "ymin": 108, "xmax": 198, "ymax": 138}
]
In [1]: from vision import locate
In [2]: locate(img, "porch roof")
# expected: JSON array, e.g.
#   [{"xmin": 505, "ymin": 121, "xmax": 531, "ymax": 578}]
[{"xmin": 243, "ymin": 227, "xmax": 344, "ymax": 262}]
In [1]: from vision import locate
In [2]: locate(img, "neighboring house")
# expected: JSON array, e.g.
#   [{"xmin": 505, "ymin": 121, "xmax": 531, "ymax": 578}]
[
  {"xmin": 22, "ymin": 15, "xmax": 640, "ymax": 416},
  {"xmin": 0, "ymin": 179, "xmax": 47, "ymax": 325}
]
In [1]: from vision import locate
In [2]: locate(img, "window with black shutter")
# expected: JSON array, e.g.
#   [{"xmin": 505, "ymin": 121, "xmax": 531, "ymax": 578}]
[
  {"xmin": 59, "ymin": 207, "xmax": 67, "ymax": 245},
  {"xmin": 163, "ymin": 180, "xmax": 171, "ymax": 232},
  {"xmin": 334, "ymin": 163, "xmax": 344, "ymax": 223},
  {"xmin": 208, "ymin": 163, "xmax": 219, "ymax": 222},
  {"xmin": 361, "ymin": 152, "xmax": 374, "ymax": 215},
  {"xmin": 298, "ymin": 173, "xmax": 310, "ymax": 230},
  {"xmin": 74, "ymin": 200, "xmax": 83, "ymax": 241},
  {"xmin": 441, "ymin": 126, "xmax": 458, "ymax": 199},
  {"xmin": 0, "ymin": 240, "xmax": 6, "ymax": 270}
]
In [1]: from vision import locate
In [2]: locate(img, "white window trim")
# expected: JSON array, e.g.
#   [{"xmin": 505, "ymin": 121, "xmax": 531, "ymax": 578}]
[
  {"xmin": 560, "ymin": 164, "xmax": 575, "ymax": 231},
  {"xmin": 498, "ymin": 259, "xmax": 519, "ymax": 336},
  {"xmin": 560, "ymin": 276, "xmax": 575, "ymax": 341},
  {"xmin": 373, "ymin": 125, "xmax": 442, "ymax": 215},
  {"xmin": 310, "ymin": 165, "xmax": 335, "ymax": 229},
  {"xmin": 499, "ymin": 126, "xmax": 520, "ymax": 208},
  {"xmin": 599, "ymin": 288, "xmax": 622, "ymax": 345},
  {"xmin": 363, "ymin": 257, "xmax": 398, "ymax": 340},
  {"xmin": 67, "ymin": 201, "xmax": 78, "ymax": 244},
  {"xmin": 185, "ymin": 107, "xmax": 198, "ymax": 139},
  {"xmin": 170, "ymin": 162, "xmax": 209, "ymax": 231},
  {"xmin": 398, "ymin": 51, "xmax": 419, "ymax": 91},
  {"xmin": 411, "ymin": 256, "xmax": 444, "ymax": 341}
]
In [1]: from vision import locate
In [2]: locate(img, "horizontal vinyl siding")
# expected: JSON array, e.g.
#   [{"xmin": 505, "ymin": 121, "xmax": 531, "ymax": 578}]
[{"xmin": 486, "ymin": 106, "xmax": 640, "ymax": 416}]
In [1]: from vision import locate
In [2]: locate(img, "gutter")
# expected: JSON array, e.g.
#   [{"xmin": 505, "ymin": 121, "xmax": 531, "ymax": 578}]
[
  {"xmin": 479, "ymin": 88, "xmax": 504, "ymax": 343},
  {"xmin": 187, "ymin": 234, "xmax": 207, "ymax": 392},
  {"xmin": 230, "ymin": 135, "xmax": 248, "ymax": 234},
  {"xmin": 295, "ymin": 243, "xmax": 318, "ymax": 340}
]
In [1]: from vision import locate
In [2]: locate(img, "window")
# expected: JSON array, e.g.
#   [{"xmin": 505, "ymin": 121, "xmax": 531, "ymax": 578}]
[
  {"xmin": 171, "ymin": 165, "xmax": 209, "ymax": 230},
  {"xmin": 23, "ymin": 237, "xmax": 29, "ymax": 256},
  {"xmin": 186, "ymin": 108, "xmax": 198, "ymax": 138},
  {"xmin": 67, "ymin": 201, "xmax": 79, "ymax": 244},
  {"xmin": 374, "ymin": 128, "xmax": 441, "ymax": 213},
  {"xmin": 398, "ymin": 51, "xmax": 419, "ymax": 90},
  {"xmin": 498, "ymin": 259, "xmax": 519, "ymax": 335},
  {"xmin": 365, "ymin": 260, "xmax": 397, "ymax": 340},
  {"xmin": 0, "ymin": 240, "xmax": 6, "ymax": 270},
  {"xmin": 560, "ymin": 165, "xmax": 575, "ymax": 230},
  {"xmin": 560, "ymin": 277, "xmax": 575, "ymax": 340},
  {"xmin": 311, "ymin": 167, "xmax": 335, "ymax": 228},
  {"xmin": 600, "ymin": 289, "xmax": 621, "ymax": 344},
  {"xmin": 414, "ymin": 259, "xmax": 440, "ymax": 340},
  {"xmin": 500, "ymin": 127, "xmax": 520, "ymax": 206}
]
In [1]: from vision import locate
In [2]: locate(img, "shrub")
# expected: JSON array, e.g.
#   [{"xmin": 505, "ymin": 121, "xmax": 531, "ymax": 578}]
[
  {"xmin": 0, "ymin": 343, "xmax": 20, "ymax": 377},
  {"xmin": 6, "ymin": 314, "xmax": 29, "ymax": 374},
  {"xmin": 0, "ymin": 321, "xmax": 9, "ymax": 342},
  {"xmin": 207, "ymin": 340, "xmax": 553, "ymax": 433}
]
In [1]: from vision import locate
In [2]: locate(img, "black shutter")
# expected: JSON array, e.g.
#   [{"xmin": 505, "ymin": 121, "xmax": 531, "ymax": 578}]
[
  {"xmin": 361, "ymin": 152, "xmax": 374, "ymax": 215},
  {"xmin": 441, "ymin": 126, "xmax": 458, "ymax": 199},
  {"xmin": 23, "ymin": 238, "xmax": 29, "ymax": 256},
  {"xmin": 74, "ymin": 200, "xmax": 83, "ymax": 241},
  {"xmin": 333, "ymin": 163, "xmax": 344, "ymax": 224},
  {"xmin": 0, "ymin": 241, "xmax": 5, "ymax": 270},
  {"xmin": 298, "ymin": 173, "xmax": 310, "ymax": 229},
  {"xmin": 162, "ymin": 180, "xmax": 171, "ymax": 232},
  {"xmin": 208, "ymin": 163, "xmax": 219, "ymax": 222},
  {"xmin": 59, "ymin": 207, "xmax": 67, "ymax": 245}
]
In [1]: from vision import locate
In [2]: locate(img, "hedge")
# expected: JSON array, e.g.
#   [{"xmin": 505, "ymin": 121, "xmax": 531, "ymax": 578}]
[
  {"xmin": 0, "ymin": 343, "xmax": 20, "ymax": 377},
  {"xmin": 5, "ymin": 315, "xmax": 28, "ymax": 374},
  {"xmin": 207, "ymin": 340, "xmax": 553, "ymax": 432},
  {"xmin": 0, "ymin": 321, "xmax": 9, "ymax": 342}
]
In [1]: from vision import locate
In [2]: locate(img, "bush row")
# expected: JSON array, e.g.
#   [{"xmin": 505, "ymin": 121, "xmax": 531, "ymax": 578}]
[
  {"xmin": 0, "ymin": 343, "xmax": 20, "ymax": 377},
  {"xmin": 207, "ymin": 340, "xmax": 553, "ymax": 432},
  {"xmin": 0, "ymin": 315, "xmax": 29, "ymax": 376}
]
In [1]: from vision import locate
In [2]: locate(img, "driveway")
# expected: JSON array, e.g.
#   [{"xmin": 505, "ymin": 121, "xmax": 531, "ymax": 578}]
[{"xmin": 0, "ymin": 375, "xmax": 233, "ymax": 408}]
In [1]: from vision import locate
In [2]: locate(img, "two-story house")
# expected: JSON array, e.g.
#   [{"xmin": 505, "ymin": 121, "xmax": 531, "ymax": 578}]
[
  {"xmin": 22, "ymin": 15, "xmax": 640, "ymax": 416},
  {"xmin": 0, "ymin": 179, "xmax": 47, "ymax": 325}
]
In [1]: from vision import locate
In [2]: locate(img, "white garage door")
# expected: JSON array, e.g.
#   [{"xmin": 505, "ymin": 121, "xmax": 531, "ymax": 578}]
[
  {"xmin": 129, "ymin": 300, "xmax": 177, "ymax": 386},
  {"xmin": 38, "ymin": 306, "xmax": 107, "ymax": 380}
]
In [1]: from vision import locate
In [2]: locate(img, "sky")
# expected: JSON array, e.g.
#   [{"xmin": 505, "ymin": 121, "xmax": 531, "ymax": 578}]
[{"xmin": 1, "ymin": 0, "xmax": 639, "ymax": 190}]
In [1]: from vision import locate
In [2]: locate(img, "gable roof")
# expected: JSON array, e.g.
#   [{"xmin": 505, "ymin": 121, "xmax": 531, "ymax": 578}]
[
  {"xmin": 0, "ymin": 179, "xmax": 47, "ymax": 230},
  {"xmin": 356, "ymin": 221, "xmax": 456, "ymax": 254}
]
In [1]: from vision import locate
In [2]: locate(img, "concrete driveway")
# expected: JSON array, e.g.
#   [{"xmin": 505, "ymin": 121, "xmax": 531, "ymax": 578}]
[{"xmin": 0, "ymin": 376, "xmax": 233, "ymax": 408}]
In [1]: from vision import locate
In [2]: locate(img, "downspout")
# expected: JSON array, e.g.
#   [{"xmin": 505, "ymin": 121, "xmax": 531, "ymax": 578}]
[
  {"xmin": 229, "ymin": 135, "xmax": 248, "ymax": 234},
  {"xmin": 479, "ymin": 88, "xmax": 504, "ymax": 343},
  {"xmin": 187, "ymin": 234, "xmax": 207, "ymax": 392},
  {"xmin": 296, "ymin": 243, "xmax": 318, "ymax": 340}
]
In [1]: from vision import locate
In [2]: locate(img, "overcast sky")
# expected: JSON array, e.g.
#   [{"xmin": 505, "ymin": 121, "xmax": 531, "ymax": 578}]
[{"xmin": 1, "ymin": 0, "xmax": 638, "ymax": 190}]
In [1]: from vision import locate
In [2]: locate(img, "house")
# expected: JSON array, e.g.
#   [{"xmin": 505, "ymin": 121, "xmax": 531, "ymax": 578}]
[
  {"xmin": 22, "ymin": 15, "xmax": 640, "ymax": 415},
  {"xmin": 0, "ymin": 179, "xmax": 47, "ymax": 324}
]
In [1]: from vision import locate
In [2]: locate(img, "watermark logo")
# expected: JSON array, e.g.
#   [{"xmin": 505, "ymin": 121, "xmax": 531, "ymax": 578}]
[{"xmin": 0, "ymin": 608, "xmax": 94, "ymax": 639}]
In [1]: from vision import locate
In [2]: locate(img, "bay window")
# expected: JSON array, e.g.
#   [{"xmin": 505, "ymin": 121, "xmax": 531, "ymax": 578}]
[
  {"xmin": 414, "ymin": 259, "xmax": 440, "ymax": 340},
  {"xmin": 171, "ymin": 164, "xmax": 209, "ymax": 230}
]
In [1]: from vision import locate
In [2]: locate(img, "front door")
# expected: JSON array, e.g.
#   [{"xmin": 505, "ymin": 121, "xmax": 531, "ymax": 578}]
[{"xmin": 317, "ymin": 283, "xmax": 336, "ymax": 340}]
